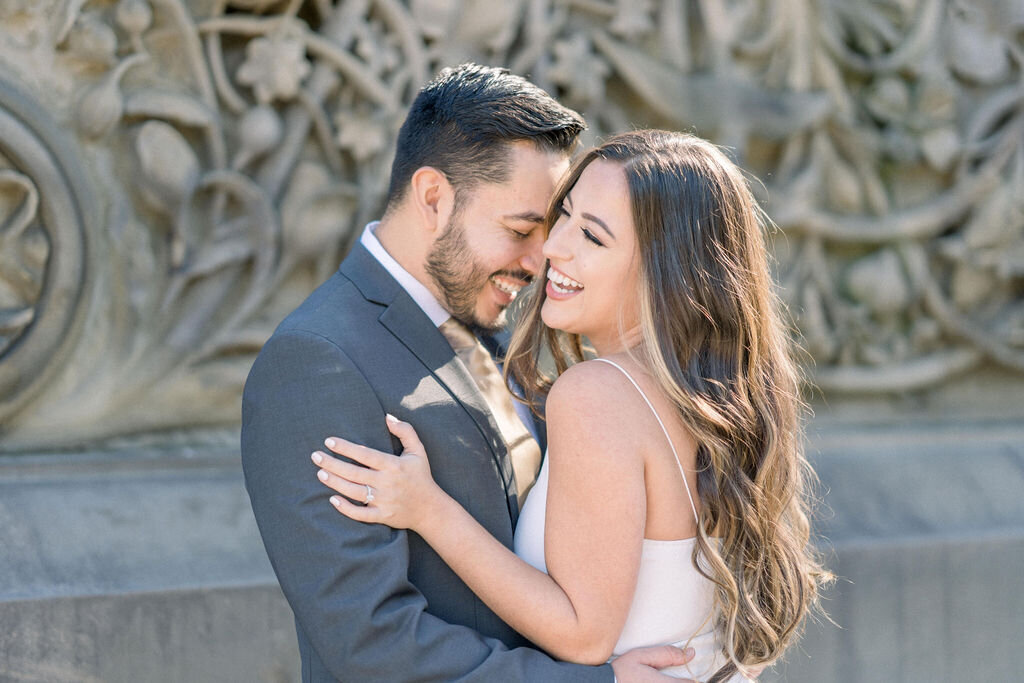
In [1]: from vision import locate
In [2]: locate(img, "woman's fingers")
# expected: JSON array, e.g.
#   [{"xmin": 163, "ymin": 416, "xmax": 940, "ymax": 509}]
[
  {"xmin": 329, "ymin": 494, "xmax": 382, "ymax": 524},
  {"xmin": 314, "ymin": 418, "xmax": 434, "ymax": 531},
  {"xmin": 312, "ymin": 450, "xmax": 379, "ymax": 486},
  {"xmin": 316, "ymin": 466, "xmax": 373, "ymax": 502},
  {"xmin": 385, "ymin": 414, "xmax": 427, "ymax": 459},
  {"xmin": 322, "ymin": 436, "xmax": 394, "ymax": 470}
]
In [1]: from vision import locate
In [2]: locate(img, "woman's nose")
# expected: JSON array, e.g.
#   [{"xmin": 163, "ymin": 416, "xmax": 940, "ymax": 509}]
[{"xmin": 542, "ymin": 220, "xmax": 572, "ymax": 262}]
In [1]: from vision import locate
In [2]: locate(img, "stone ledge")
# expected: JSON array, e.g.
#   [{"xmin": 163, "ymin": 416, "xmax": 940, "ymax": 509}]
[
  {"xmin": 2, "ymin": 419, "xmax": 1019, "ymax": 682},
  {"xmin": 0, "ymin": 583, "xmax": 298, "ymax": 683},
  {"xmin": 770, "ymin": 532, "xmax": 1024, "ymax": 683},
  {"xmin": 0, "ymin": 447, "xmax": 300, "ymax": 682},
  {"xmin": 0, "ymin": 448, "xmax": 273, "ymax": 602},
  {"xmin": 769, "ymin": 418, "xmax": 1024, "ymax": 683}
]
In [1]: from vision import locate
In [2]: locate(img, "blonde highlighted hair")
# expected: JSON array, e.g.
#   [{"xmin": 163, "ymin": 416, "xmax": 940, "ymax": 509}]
[{"xmin": 506, "ymin": 130, "xmax": 830, "ymax": 680}]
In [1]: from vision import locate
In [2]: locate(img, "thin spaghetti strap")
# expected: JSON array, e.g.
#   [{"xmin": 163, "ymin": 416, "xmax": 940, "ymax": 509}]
[{"xmin": 592, "ymin": 358, "xmax": 700, "ymax": 526}]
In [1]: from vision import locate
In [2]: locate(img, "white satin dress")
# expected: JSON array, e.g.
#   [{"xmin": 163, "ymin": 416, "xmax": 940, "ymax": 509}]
[{"xmin": 513, "ymin": 359, "xmax": 751, "ymax": 682}]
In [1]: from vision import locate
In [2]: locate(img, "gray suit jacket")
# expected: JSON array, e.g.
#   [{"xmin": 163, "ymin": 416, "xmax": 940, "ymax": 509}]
[{"xmin": 241, "ymin": 243, "xmax": 613, "ymax": 682}]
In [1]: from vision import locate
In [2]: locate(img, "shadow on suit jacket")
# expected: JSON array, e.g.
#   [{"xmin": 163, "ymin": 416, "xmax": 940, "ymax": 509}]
[{"xmin": 241, "ymin": 243, "xmax": 612, "ymax": 682}]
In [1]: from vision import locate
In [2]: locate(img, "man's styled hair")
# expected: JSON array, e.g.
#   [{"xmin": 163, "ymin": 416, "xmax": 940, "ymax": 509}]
[{"xmin": 384, "ymin": 63, "xmax": 585, "ymax": 209}]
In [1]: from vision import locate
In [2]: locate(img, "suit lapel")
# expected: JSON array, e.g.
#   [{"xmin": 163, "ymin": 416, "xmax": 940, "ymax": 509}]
[{"xmin": 341, "ymin": 245, "xmax": 520, "ymax": 524}]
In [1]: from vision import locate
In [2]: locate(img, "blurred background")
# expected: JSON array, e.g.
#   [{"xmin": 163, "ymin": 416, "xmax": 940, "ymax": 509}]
[{"xmin": 0, "ymin": 1, "xmax": 1021, "ymax": 680}]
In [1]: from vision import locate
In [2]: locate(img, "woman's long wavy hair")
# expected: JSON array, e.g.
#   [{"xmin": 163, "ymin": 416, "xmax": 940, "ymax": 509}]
[{"xmin": 506, "ymin": 130, "xmax": 830, "ymax": 680}]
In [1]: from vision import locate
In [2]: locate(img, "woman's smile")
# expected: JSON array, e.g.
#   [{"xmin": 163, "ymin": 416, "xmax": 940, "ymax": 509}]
[{"xmin": 545, "ymin": 266, "xmax": 584, "ymax": 299}]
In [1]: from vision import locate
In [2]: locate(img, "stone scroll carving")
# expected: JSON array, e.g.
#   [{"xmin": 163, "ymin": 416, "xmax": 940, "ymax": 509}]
[
  {"xmin": 0, "ymin": 85, "xmax": 91, "ymax": 430},
  {"xmin": 0, "ymin": 0, "xmax": 1021, "ymax": 449}
]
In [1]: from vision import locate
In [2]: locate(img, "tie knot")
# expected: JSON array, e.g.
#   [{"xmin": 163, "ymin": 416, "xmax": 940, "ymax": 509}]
[{"xmin": 439, "ymin": 318, "xmax": 479, "ymax": 352}]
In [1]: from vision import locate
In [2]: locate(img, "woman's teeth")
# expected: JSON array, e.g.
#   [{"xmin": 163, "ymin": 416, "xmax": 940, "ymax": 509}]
[{"xmin": 547, "ymin": 267, "xmax": 584, "ymax": 294}]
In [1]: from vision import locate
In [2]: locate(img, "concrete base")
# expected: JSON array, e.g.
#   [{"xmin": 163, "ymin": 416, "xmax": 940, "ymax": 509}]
[
  {"xmin": 0, "ymin": 443, "xmax": 299, "ymax": 683},
  {"xmin": 767, "ymin": 419, "xmax": 1024, "ymax": 682},
  {"xmin": 1, "ymin": 419, "xmax": 1021, "ymax": 682},
  {"xmin": 772, "ymin": 531, "xmax": 1024, "ymax": 682},
  {"xmin": 0, "ymin": 584, "xmax": 297, "ymax": 683}
]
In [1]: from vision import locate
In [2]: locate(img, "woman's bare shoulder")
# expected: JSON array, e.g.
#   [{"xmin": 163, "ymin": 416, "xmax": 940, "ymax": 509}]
[
  {"xmin": 548, "ymin": 358, "xmax": 630, "ymax": 404},
  {"xmin": 546, "ymin": 359, "xmax": 655, "ymax": 451}
]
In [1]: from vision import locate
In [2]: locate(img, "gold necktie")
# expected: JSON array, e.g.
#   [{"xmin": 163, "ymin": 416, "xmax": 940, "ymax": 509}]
[{"xmin": 439, "ymin": 318, "xmax": 541, "ymax": 504}]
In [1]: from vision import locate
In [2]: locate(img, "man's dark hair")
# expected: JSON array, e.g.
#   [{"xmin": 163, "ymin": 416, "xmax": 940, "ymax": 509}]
[{"xmin": 384, "ymin": 63, "xmax": 585, "ymax": 210}]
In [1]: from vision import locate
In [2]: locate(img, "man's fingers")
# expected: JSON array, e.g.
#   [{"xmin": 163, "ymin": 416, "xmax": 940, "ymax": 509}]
[
  {"xmin": 611, "ymin": 644, "xmax": 698, "ymax": 683},
  {"xmin": 322, "ymin": 436, "xmax": 392, "ymax": 470},
  {"xmin": 385, "ymin": 414, "xmax": 426, "ymax": 457},
  {"xmin": 638, "ymin": 645, "xmax": 695, "ymax": 668}
]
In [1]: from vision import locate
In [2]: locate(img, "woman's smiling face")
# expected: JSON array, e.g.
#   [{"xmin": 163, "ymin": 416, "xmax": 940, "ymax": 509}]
[{"xmin": 541, "ymin": 159, "xmax": 642, "ymax": 354}]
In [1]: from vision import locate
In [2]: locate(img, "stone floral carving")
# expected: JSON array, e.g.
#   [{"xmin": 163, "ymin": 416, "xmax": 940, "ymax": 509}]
[
  {"xmin": 236, "ymin": 26, "xmax": 313, "ymax": 104},
  {"xmin": 0, "ymin": 0, "xmax": 1020, "ymax": 449}
]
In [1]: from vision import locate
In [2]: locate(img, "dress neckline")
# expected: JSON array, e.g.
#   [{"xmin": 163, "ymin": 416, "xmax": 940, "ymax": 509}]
[{"xmin": 642, "ymin": 536, "xmax": 698, "ymax": 545}]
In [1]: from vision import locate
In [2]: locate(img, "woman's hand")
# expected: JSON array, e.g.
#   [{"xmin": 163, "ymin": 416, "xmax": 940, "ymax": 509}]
[{"xmin": 313, "ymin": 414, "xmax": 448, "ymax": 531}]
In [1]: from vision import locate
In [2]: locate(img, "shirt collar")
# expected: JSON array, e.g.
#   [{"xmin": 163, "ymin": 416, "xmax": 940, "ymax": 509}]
[{"xmin": 359, "ymin": 221, "xmax": 450, "ymax": 328}]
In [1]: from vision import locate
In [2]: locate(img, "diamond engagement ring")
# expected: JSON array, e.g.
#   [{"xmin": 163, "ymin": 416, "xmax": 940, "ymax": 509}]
[{"xmin": 364, "ymin": 484, "xmax": 375, "ymax": 504}]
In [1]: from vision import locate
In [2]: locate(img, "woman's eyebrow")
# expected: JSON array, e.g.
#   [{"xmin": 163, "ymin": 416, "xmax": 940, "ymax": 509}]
[
  {"xmin": 582, "ymin": 212, "xmax": 615, "ymax": 240},
  {"xmin": 563, "ymin": 192, "xmax": 615, "ymax": 240}
]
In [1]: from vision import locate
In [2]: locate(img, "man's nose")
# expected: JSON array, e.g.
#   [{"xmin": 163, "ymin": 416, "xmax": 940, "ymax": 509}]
[{"xmin": 519, "ymin": 229, "xmax": 547, "ymax": 275}]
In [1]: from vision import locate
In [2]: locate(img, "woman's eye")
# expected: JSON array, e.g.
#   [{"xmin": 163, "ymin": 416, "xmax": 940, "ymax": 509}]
[
  {"xmin": 557, "ymin": 204, "xmax": 570, "ymax": 217},
  {"xmin": 582, "ymin": 227, "xmax": 604, "ymax": 247}
]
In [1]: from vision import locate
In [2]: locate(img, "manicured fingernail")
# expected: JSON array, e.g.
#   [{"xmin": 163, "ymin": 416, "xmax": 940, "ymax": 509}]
[
  {"xmin": 324, "ymin": 437, "xmax": 336, "ymax": 449},
  {"xmin": 317, "ymin": 469, "xmax": 328, "ymax": 482},
  {"xmin": 683, "ymin": 647, "xmax": 694, "ymax": 658},
  {"xmin": 330, "ymin": 496, "xmax": 341, "ymax": 506},
  {"xmin": 311, "ymin": 452, "xmax": 323, "ymax": 464},
  {"xmin": 385, "ymin": 413, "xmax": 398, "ymax": 424}
]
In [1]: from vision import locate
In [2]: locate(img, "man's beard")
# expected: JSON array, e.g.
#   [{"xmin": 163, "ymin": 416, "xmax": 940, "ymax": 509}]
[{"xmin": 425, "ymin": 212, "xmax": 528, "ymax": 333}]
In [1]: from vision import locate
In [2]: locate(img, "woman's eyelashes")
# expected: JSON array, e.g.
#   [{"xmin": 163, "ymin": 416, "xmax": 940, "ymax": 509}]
[
  {"xmin": 557, "ymin": 204, "xmax": 606, "ymax": 247},
  {"xmin": 581, "ymin": 227, "xmax": 604, "ymax": 247}
]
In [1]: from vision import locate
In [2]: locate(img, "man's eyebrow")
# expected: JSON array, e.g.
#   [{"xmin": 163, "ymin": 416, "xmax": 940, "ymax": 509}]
[{"xmin": 502, "ymin": 211, "xmax": 546, "ymax": 224}]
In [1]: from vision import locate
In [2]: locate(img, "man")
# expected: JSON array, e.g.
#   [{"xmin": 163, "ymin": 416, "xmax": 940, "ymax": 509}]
[{"xmin": 242, "ymin": 64, "xmax": 694, "ymax": 682}]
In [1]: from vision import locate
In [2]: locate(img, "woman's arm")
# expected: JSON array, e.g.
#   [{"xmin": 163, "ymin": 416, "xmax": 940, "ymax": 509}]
[{"xmin": 315, "ymin": 362, "xmax": 650, "ymax": 664}]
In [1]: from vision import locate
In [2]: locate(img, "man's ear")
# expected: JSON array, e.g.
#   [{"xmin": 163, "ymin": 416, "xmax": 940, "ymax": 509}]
[{"xmin": 409, "ymin": 166, "xmax": 455, "ymax": 235}]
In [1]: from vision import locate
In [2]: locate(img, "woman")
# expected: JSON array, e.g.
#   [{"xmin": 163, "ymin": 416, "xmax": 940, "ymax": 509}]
[{"xmin": 312, "ymin": 130, "xmax": 828, "ymax": 681}]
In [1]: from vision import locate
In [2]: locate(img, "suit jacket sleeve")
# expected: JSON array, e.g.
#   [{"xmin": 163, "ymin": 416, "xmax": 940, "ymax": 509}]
[{"xmin": 241, "ymin": 329, "xmax": 613, "ymax": 682}]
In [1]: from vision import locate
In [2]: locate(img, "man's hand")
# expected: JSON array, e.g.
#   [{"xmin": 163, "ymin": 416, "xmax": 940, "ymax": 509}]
[{"xmin": 611, "ymin": 645, "xmax": 697, "ymax": 682}]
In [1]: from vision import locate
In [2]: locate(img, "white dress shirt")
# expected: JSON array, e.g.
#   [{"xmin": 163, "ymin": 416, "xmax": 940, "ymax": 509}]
[{"xmin": 360, "ymin": 221, "xmax": 450, "ymax": 326}]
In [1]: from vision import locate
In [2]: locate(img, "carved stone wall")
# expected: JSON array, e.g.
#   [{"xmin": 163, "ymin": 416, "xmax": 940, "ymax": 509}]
[
  {"xmin": 1, "ymin": 3, "xmax": 1022, "ymax": 682},
  {"xmin": 1, "ymin": 0, "xmax": 1022, "ymax": 449}
]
